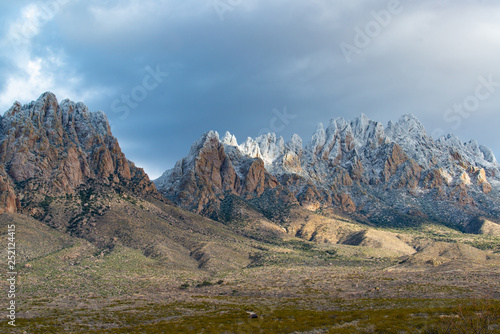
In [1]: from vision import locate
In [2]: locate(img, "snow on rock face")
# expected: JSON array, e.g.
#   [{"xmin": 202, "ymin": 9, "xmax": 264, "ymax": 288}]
[
  {"xmin": 240, "ymin": 137, "xmax": 262, "ymax": 160},
  {"xmin": 351, "ymin": 113, "xmax": 385, "ymax": 148},
  {"xmin": 480, "ymin": 145, "xmax": 497, "ymax": 164},
  {"xmin": 386, "ymin": 114, "xmax": 429, "ymax": 142},
  {"xmin": 385, "ymin": 114, "xmax": 436, "ymax": 167},
  {"xmin": 191, "ymin": 130, "xmax": 220, "ymax": 156},
  {"xmin": 307, "ymin": 122, "xmax": 326, "ymax": 154},
  {"xmin": 155, "ymin": 128, "xmax": 281, "ymax": 215},
  {"xmin": 436, "ymin": 134, "xmax": 498, "ymax": 170},
  {"xmin": 221, "ymin": 132, "xmax": 288, "ymax": 168},
  {"xmin": 157, "ymin": 112, "xmax": 500, "ymax": 228},
  {"xmin": 287, "ymin": 134, "xmax": 303, "ymax": 154},
  {"xmin": 254, "ymin": 133, "xmax": 285, "ymax": 166},
  {"xmin": 222, "ymin": 131, "xmax": 238, "ymax": 146},
  {"xmin": 160, "ymin": 114, "xmax": 499, "ymax": 186}
]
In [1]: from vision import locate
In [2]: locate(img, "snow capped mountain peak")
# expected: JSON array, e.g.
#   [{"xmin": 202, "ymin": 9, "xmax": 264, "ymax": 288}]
[
  {"xmin": 436, "ymin": 133, "xmax": 498, "ymax": 168},
  {"xmin": 222, "ymin": 131, "xmax": 238, "ymax": 146},
  {"xmin": 327, "ymin": 117, "xmax": 350, "ymax": 135},
  {"xmin": 387, "ymin": 114, "xmax": 428, "ymax": 139},
  {"xmin": 465, "ymin": 140, "xmax": 481, "ymax": 156},
  {"xmin": 384, "ymin": 114, "xmax": 437, "ymax": 166},
  {"xmin": 189, "ymin": 130, "xmax": 220, "ymax": 155},
  {"xmin": 255, "ymin": 133, "xmax": 285, "ymax": 165},
  {"xmin": 357, "ymin": 112, "xmax": 370, "ymax": 124},
  {"xmin": 350, "ymin": 114, "xmax": 385, "ymax": 148},
  {"xmin": 351, "ymin": 113, "xmax": 370, "ymax": 133},
  {"xmin": 479, "ymin": 145, "xmax": 497, "ymax": 164},
  {"xmin": 157, "ymin": 112, "xmax": 500, "ymax": 229},
  {"xmin": 175, "ymin": 113, "xmax": 498, "ymax": 180},
  {"xmin": 2, "ymin": 92, "xmax": 114, "ymax": 146},
  {"xmin": 240, "ymin": 136, "xmax": 262, "ymax": 159},
  {"xmin": 5, "ymin": 101, "xmax": 22, "ymax": 117},
  {"xmin": 307, "ymin": 122, "xmax": 326, "ymax": 153},
  {"xmin": 287, "ymin": 133, "xmax": 303, "ymax": 154},
  {"xmin": 222, "ymin": 132, "xmax": 286, "ymax": 167},
  {"xmin": 36, "ymin": 91, "xmax": 58, "ymax": 104}
]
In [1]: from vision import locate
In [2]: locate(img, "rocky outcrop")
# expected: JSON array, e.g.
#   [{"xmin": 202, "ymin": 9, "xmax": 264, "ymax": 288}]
[
  {"xmin": 155, "ymin": 131, "xmax": 279, "ymax": 215},
  {"xmin": 333, "ymin": 193, "xmax": 356, "ymax": 213},
  {"xmin": 0, "ymin": 167, "xmax": 19, "ymax": 214},
  {"xmin": 156, "ymin": 113, "xmax": 500, "ymax": 229},
  {"xmin": 0, "ymin": 92, "xmax": 159, "ymax": 213}
]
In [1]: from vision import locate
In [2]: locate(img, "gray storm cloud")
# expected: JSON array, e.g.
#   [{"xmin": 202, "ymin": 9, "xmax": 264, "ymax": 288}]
[{"xmin": 0, "ymin": 0, "xmax": 499, "ymax": 178}]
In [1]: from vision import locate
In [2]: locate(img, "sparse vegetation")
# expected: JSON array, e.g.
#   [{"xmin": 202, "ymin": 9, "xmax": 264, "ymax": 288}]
[
  {"xmin": 196, "ymin": 280, "xmax": 214, "ymax": 287},
  {"xmin": 39, "ymin": 195, "xmax": 54, "ymax": 210},
  {"xmin": 249, "ymin": 189, "xmax": 294, "ymax": 225},
  {"xmin": 8, "ymin": 296, "xmax": 500, "ymax": 333},
  {"xmin": 424, "ymin": 299, "xmax": 500, "ymax": 334},
  {"xmin": 2, "ymin": 189, "xmax": 499, "ymax": 333}
]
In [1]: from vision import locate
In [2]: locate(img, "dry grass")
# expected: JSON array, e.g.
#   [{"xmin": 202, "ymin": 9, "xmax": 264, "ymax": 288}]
[
  {"xmin": 1, "ymin": 188, "xmax": 500, "ymax": 333},
  {"xmin": 424, "ymin": 299, "xmax": 500, "ymax": 333}
]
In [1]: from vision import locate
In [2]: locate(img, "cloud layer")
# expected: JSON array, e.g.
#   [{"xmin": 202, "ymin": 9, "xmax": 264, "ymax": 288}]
[{"xmin": 1, "ymin": 0, "xmax": 499, "ymax": 178}]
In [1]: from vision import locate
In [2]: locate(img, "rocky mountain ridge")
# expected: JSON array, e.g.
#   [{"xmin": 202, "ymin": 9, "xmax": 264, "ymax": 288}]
[
  {"xmin": 155, "ymin": 114, "xmax": 500, "ymax": 230},
  {"xmin": 1, "ymin": 92, "xmax": 498, "ymax": 233},
  {"xmin": 0, "ymin": 92, "xmax": 159, "ymax": 215}
]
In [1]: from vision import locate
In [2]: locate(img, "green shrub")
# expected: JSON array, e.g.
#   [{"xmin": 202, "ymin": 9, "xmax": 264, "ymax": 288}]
[{"xmin": 196, "ymin": 281, "xmax": 213, "ymax": 287}]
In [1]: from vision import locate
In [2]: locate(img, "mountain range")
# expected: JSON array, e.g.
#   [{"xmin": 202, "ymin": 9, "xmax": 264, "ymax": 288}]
[
  {"xmin": 1, "ymin": 92, "xmax": 500, "ymax": 332},
  {"xmin": 1, "ymin": 92, "xmax": 499, "ymax": 238},
  {"xmin": 155, "ymin": 112, "xmax": 500, "ymax": 233},
  {"xmin": 2, "ymin": 92, "xmax": 500, "ymax": 234}
]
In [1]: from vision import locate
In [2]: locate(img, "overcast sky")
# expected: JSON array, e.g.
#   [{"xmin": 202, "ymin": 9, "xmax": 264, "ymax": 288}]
[{"xmin": 1, "ymin": 0, "xmax": 499, "ymax": 178}]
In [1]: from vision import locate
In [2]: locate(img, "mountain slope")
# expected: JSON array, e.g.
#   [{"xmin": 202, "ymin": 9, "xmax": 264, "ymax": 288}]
[
  {"xmin": 0, "ymin": 92, "xmax": 259, "ymax": 272},
  {"xmin": 155, "ymin": 114, "xmax": 500, "ymax": 232}
]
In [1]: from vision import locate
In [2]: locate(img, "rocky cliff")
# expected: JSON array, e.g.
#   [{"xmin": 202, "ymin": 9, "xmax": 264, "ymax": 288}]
[
  {"xmin": 154, "ymin": 131, "xmax": 281, "ymax": 218},
  {"xmin": 155, "ymin": 114, "xmax": 500, "ymax": 230},
  {"xmin": 0, "ymin": 92, "xmax": 158, "ymax": 214}
]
